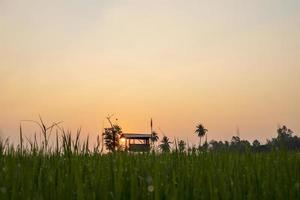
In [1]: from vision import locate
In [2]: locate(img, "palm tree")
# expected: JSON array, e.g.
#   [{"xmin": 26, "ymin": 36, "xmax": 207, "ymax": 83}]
[
  {"xmin": 195, "ymin": 123, "xmax": 208, "ymax": 147},
  {"xmin": 159, "ymin": 136, "xmax": 172, "ymax": 153},
  {"xmin": 150, "ymin": 131, "xmax": 159, "ymax": 149}
]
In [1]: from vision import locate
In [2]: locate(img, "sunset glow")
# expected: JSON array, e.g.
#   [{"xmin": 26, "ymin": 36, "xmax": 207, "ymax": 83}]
[{"xmin": 1, "ymin": 0, "xmax": 300, "ymax": 145}]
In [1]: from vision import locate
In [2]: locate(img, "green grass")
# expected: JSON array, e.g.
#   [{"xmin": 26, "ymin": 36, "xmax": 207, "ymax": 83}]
[{"xmin": 0, "ymin": 152, "xmax": 299, "ymax": 200}]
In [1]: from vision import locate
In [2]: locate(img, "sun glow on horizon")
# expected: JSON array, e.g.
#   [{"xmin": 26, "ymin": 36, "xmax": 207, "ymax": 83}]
[{"xmin": 0, "ymin": 0, "xmax": 300, "ymax": 145}]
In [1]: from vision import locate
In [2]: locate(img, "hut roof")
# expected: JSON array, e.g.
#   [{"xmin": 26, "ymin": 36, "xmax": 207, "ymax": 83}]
[{"xmin": 121, "ymin": 133, "xmax": 152, "ymax": 139}]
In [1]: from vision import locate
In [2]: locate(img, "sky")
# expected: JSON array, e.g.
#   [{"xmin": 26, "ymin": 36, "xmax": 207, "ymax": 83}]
[{"xmin": 0, "ymin": 0, "xmax": 300, "ymax": 145}]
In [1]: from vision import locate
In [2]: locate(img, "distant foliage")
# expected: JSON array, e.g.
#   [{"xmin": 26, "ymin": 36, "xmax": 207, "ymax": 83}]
[
  {"xmin": 195, "ymin": 123, "xmax": 208, "ymax": 146},
  {"xmin": 178, "ymin": 140, "xmax": 186, "ymax": 153},
  {"xmin": 150, "ymin": 131, "xmax": 159, "ymax": 143},
  {"xmin": 103, "ymin": 125, "xmax": 122, "ymax": 152},
  {"xmin": 266, "ymin": 125, "xmax": 300, "ymax": 151},
  {"xmin": 208, "ymin": 125, "xmax": 300, "ymax": 152},
  {"xmin": 0, "ymin": 117, "xmax": 299, "ymax": 156},
  {"xmin": 159, "ymin": 136, "xmax": 172, "ymax": 153},
  {"xmin": 1, "ymin": 120, "xmax": 300, "ymax": 199}
]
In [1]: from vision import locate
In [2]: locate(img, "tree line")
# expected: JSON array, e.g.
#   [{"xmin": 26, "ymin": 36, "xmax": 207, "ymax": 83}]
[
  {"xmin": 103, "ymin": 122, "xmax": 300, "ymax": 153},
  {"xmin": 0, "ymin": 117, "xmax": 299, "ymax": 155}
]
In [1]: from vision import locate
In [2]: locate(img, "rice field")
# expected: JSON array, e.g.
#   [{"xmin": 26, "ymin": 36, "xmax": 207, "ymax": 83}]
[{"xmin": 0, "ymin": 151, "xmax": 299, "ymax": 200}]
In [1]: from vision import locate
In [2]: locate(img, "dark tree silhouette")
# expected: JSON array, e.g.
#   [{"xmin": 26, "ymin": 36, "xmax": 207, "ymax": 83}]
[
  {"xmin": 103, "ymin": 125, "xmax": 122, "ymax": 152},
  {"xmin": 151, "ymin": 131, "xmax": 159, "ymax": 149},
  {"xmin": 159, "ymin": 136, "xmax": 172, "ymax": 153},
  {"xmin": 230, "ymin": 136, "xmax": 251, "ymax": 152},
  {"xmin": 252, "ymin": 140, "xmax": 260, "ymax": 151},
  {"xmin": 277, "ymin": 125, "xmax": 293, "ymax": 141},
  {"xmin": 267, "ymin": 125, "xmax": 300, "ymax": 150},
  {"xmin": 178, "ymin": 140, "xmax": 186, "ymax": 153},
  {"xmin": 195, "ymin": 124, "xmax": 208, "ymax": 147},
  {"xmin": 201, "ymin": 141, "xmax": 209, "ymax": 151},
  {"xmin": 209, "ymin": 140, "xmax": 226, "ymax": 152}
]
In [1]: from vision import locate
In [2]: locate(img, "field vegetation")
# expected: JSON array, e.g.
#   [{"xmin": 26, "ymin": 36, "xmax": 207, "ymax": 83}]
[{"xmin": 0, "ymin": 117, "xmax": 299, "ymax": 199}]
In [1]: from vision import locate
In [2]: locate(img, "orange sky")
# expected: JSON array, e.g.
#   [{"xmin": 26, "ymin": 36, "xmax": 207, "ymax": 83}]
[{"xmin": 1, "ymin": 0, "xmax": 300, "ymax": 145}]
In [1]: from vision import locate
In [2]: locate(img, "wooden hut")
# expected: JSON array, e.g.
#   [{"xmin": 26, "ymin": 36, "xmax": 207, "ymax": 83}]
[{"xmin": 120, "ymin": 133, "xmax": 151, "ymax": 152}]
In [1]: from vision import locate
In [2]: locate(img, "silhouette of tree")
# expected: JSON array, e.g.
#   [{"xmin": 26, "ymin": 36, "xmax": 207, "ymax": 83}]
[
  {"xmin": 178, "ymin": 140, "xmax": 186, "ymax": 153},
  {"xmin": 267, "ymin": 125, "xmax": 300, "ymax": 150},
  {"xmin": 150, "ymin": 131, "xmax": 159, "ymax": 150},
  {"xmin": 103, "ymin": 125, "xmax": 122, "ymax": 152},
  {"xmin": 201, "ymin": 141, "xmax": 209, "ymax": 152},
  {"xmin": 204, "ymin": 125, "xmax": 300, "ymax": 152},
  {"xmin": 159, "ymin": 136, "xmax": 172, "ymax": 153},
  {"xmin": 191, "ymin": 145, "xmax": 197, "ymax": 154},
  {"xmin": 278, "ymin": 125, "xmax": 293, "ymax": 138},
  {"xmin": 252, "ymin": 140, "xmax": 260, "ymax": 151},
  {"xmin": 231, "ymin": 136, "xmax": 240, "ymax": 144},
  {"xmin": 195, "ymin": 124, "xmax": 208, "ymax": 146},
  {"xmin": 229, "ymin": 136, "xmax": 251, "ymax": 152},
  {"xmin": 209, "ymin": 140, "xmax": 226, "ymax": 151}
]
